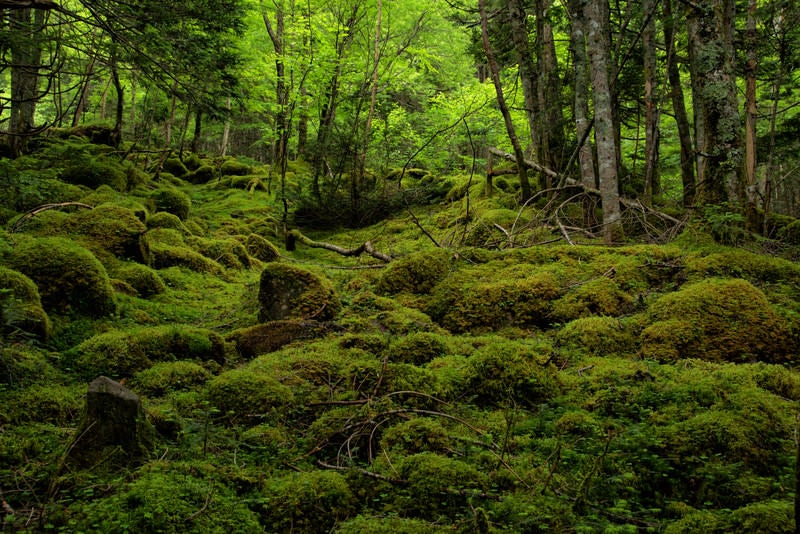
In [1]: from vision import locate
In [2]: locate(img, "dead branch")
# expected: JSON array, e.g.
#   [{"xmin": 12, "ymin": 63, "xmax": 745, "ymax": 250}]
[
  {"xmin": 288, "ymin": 229, "xmax": 392, "ymax": 263},
  {"xmin": 9, "ymin": 202, "xmax": 93, "ymax": 234},
  {"xmin": 488, "ymin": 146, "xmax": 558, "ymax": 179}
]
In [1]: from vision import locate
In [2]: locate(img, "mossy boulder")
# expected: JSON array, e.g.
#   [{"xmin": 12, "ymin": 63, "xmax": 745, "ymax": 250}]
[
  {"xmin": 186, "ymin": 235, "xmax": 251, "ymax": 269},
  {"xmin": 228, "ymin": 320, "xmax": 336, "ymax": 359},
  {"xmin": 377, "ymin": 249, "xmax": 453, "ymax": 295},
  {"xmin": 7, "ymin": 237, "xmax": 116, "ymax": 317},
  {"xmin": 220, "ymin": 159, "xmax": 252, "ymax": 176},
  {"xmin": 186, "ymin": 164, "xmax": 216, "ymax": 184},
  {"xmin": 59, "ymin": 157, "xmax": 127, "ymax": 190},
  {"xmin": 131, "ymin": 361, "xmax": 212, "ymax": 397},
  {"xmin": 428, "ymin": 269, "xmax": 561, "ymax": 333},
  {"xmin": 113, "ymin": 263, "xmax": 166, "ymax": 297},
  {"xmin": 206, "ymin": 368, "xmax": 293, "ymax": 425},
  {"xmin": 245, "ymin": 233, "xmax": 280, "ymax": 262},
  {"xmin": 555, "ymin": 316, "xmax": 635, "ymax": 356},
  {"xmin": 258, "ymin": 263, "xmax": 340, "ymax": 322},
  {"xmin": 148, "ymin": 242, "xmax": 223, "ymax": 274},
  {"xmin": 149, "ymin": 187, "xmax": 191, "ymax": 220},
  {"xmin": 146, "ymin": 211, "xmax": 190, "ymax": 234},
  {"xmin": 162, "ymin": 158, "xmax": 188, "ymax": 177},
  {"xmin": 70, "ymin": 204, "xmax": 149, "ymax": 263},
  {"xmin": 385, "ymin": 331, "xmax": 451, "ymax": 365},
  {"xmin": 550, "ymin": 276, "xmax": 634, "ymax": 322},
  {"xmin": 640, "ymin": 278, "xmax": 795, "ymax": 363},
  {"xmin": 0, "ymin": 266, "xmax": 51, "ymax": 339},
  {"xmin": 133, "ymin": 324, "xmax": 225, "ymax": 364}
]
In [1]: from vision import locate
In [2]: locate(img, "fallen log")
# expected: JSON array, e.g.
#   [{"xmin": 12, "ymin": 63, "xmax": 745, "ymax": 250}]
[{"xmin": 288, "ymin": 229, "xmax": 392, "ymax": 263}]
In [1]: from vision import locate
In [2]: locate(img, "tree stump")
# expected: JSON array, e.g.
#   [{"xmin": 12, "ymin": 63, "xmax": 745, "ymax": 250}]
[{"xmin": 64, "ymin": 376, "xmax": 155, "ymax": 469}]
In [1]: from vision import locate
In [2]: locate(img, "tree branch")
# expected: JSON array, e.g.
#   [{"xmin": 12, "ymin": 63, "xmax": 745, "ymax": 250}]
[{"xmin": 289, "ymin": 229, "xmax": 392, "ymax": 263}]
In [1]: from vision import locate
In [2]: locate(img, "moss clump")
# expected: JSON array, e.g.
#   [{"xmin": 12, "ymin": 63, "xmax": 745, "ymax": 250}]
[
  {"xmin": 0, "ymin": 346, "xmax": 60, "ymax": 389},
  {"xmin": 258, "ymin": 471, "xmax": 357, "ymax": 533},
  {"xmin": 186, "ymin": 235, "xmax": 251, "ymax": 269},
  {"xmin": 5, "ymin": 383, "xmax": 84, "ymax": 425},
  {"xmin": 258, "ymin": 263, "xmax": 340, "ymax": 322},
  {"xmin": 385, "ymin": 331, "xmax": 450, "ymax": 365},
  {"xmin": 146, "ymin": 211, "xmax": 190, "ymax": 234},
  {"xmin": 220, "ymin": 159, "xmax": 252, "ymax": 176},
  {"xmin": 162, "ymin": 158, "xmax": 188, "ymax": 177},
  {"xmin": 71, "ymin": 463, "xmax": 262, "ymax": 533},
  {"xmin": 641, "ymin": 278, "xmax": 794, "ymax": 363},
  {"xmin": 555, "ymin": 316, "xmax": 636, "ymax": 356},
  {"xmin": 377, "ymin": 249, "xmax": 453, "ymax": 295},
  {"xmin": 113, "ymin": 263, "xmax": 166, "ymax": 297},
  {"xmin": 150, "ymin": 187, "xmax": 191, "ymax": 220},
  {"xmin": 428, "ymin": 269, "xmax": 561, "ymax": 333},
  {"xmin": 133, "ymin": 324, "xmax": 226, "ymax": 364},
  {"xmin": 464, "ymin": 338, "xmax": 561, "ymax": 407},
  {"xmin": 206, "ymin": 368, "xmax": 293, "ymax": 424},
  {"xmin": 59, "ymin": 156, "xmax": 127, "ymax": 190},
  {"xmin": 186, "ymin": 164, "xmax": 215, "ymax": 184},
  {"xmin": 245, "ymin": 233, "xmax": 280, "ymax": 262},
  {"xmin": 70, "ymin": 204, "xmax": 149, "ymax": 263},
  {"xmin": 131, "ymin": 361, "xmax": 211, "ymax": 397},
  {"xmin": 381, "ymin": 418, "xmax": 451, "ymax": 455},
  {"xmin": 0, "ymin": 266, "xmax": 51, "ymax": 339},
  {"xmin": 7, "ymin": 237, "xmax": 116, "ymax": 317},
  {"xmin": 228, "ymin": 320, "xmax": 335, "ymax": 359},
  {"xmin": 149, "ymin": 242, "xmax": 223, "ymax": 274},
  {"xmin": 335, "ymin": 516, "xmax": 452, "ymax": 534},
  {"xmin": 463, "ymin": 208, "xmax": 527, "ymax": 247},
  {"xmin": 550, "ymin": 276, "xmax": 634, "ymax": 322}
]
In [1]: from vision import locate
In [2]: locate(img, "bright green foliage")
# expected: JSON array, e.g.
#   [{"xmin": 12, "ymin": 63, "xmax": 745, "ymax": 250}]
[
  {"xmin": 150, "ymin": 187, "xmax": 192, "ymax": 220},
  {"xmin": 258, "ymin": 263, "xmax": 341, "ymax": 322},
  {"xmin": 376, "ymin": 249, "xmax": 453, "ymax": 295},
  {"xmin": 641, "ymin": 278, "xmax": 794, "ymax": 362},
  {"xmin": 0, "ymin": 265, "xmax": 50, "ymax": 339},
  {"xmin": 131, "ymin": 361, "xmax": 212, "ymax": 397},
  {"xmin": 259, "ymin": 471, "xmax": 357, "ymax": 533},
  {"xmin": 6, "ymin": 237, "xmax": 116, "ymax": 317},
  {"xmin": 70, "ymin": 462, "xmax": 261, "ymax": 533},
  {"xmin": 206, "ymin": 368, "xmax": 293, "ymax": 425}
]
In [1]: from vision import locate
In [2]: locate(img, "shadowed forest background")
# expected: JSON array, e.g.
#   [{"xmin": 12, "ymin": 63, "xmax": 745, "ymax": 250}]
[{"xmin": 2, "ymin": 0, "xmax": 800, "ymax": 532}]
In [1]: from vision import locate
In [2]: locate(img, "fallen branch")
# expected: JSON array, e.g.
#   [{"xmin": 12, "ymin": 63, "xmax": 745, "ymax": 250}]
[
  {"xmin": 288, "ymin": 229, "xmax": 392, "ymax": 263},
  {"xmin": 488, "ymin": 146, "xmax": 558, "ymax": 179},
  {"xmin": 9, "ymin": 202, "xmax": 93, "ymax": 234}
]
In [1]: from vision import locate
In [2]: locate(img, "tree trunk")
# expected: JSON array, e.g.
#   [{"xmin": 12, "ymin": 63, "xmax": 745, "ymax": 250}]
[
  {"xmin": 507, "ymin": 0, "xmax": 540, "ymax": 162},
  {"xmin": 686, "ymin": 0, "xmax": 742, "ymax": 205},
  {"xmin": 220, "ymin": 97, "xmax": 232, "ymax": 157},
  {"xmin": 110, "ymin": 47, "xmax": 123, "ymax": 147},
  {"xmin": 663, "ymin": 0, "xmax": 696, "ymax": 207},
  {"xmin": 583, "ymin": 0, "xmax": 622, "ymax": 243},
  {"xmin": 642, "ymin": 0, "xmax": 660, "ymax": 205},
  {"xmin": 743, "ymin": 0, "xmax": 760, "ymax": 231},
  {"xmin": 479, "ymin": 0, "xmax": 532, "ymax": 200},
  {"xmin": 535, "ymin": 0, "xmax": 565, "ymax": 180},
  {"xmin": 8, "ymin": 7, "xmax": 44, "ymax": 156},
  {"xmin": 191, "ymin": 109, "xmax": 203, "ymax": 153}
]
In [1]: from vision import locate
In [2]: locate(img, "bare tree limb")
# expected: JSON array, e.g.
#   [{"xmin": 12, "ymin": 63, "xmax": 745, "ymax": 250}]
[{"xmin": 289, "ymin": 229, "xmax": 392, "ymax": 263}]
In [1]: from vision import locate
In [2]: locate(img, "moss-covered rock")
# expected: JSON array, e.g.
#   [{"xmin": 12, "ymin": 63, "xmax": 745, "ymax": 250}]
[
  {"xmin": 7, "ymin": 237, "xmax": 116, "ymax": 317},
  {"xmin": 149, "ymin": 242, "xmax": 223, "ymax": 274},
  {"xmin": 133, "ymin": 324, "xmax": 226, "ymax": 364},
  {"xmin": 4, "ymin": 382, "xmax": 84, "ymax": 425},
  {"xmin": 162, "ymin": 158, "xmax": 188, "ymax": 177},
  {"xmin": 220, "ymin": 159, "xmax": 252, "ymax": 176},
  {"xmin": 377, "ymin": 249, "xmax": 453, "ymax": 295},
  {"xmin": 640, "ymin": 278, "xmax": 794, "ymax": 363},
  {"xmin": 131, "ymin": 360, "xmax": 212, "ymax": 397},
  {"xmin": 428, "ymin": 268, "xmax": 561, "ymax": 333},
  {"xmin": 245, "ymin": 233, "xmax": 280, "ymax": 262},
  {"xmin": 186, "ymin": 235, "xmax": 251, "ymax": 269},
  {"xmin": 258, "ymin": 263, "xmax": 340, "ymax": 322},
  {"xmin": 0, "ymin": 265, "xmax": 51, "ymax": 339},
  {"xmin": 149, "ymin": 187, "xmax": 191, "ymax": 220},
  {"xmin": 385, "ymin": 331, "xmax": 451, "ymax": 365},
  {"xmin": 186, "ymin": 164, "xmax": 216, "ymax": 184},
  {"xmin": 113, "ymin": 263, "xmax": 166, "ymax": 297},
  {"xmin": 206, "ymin": 368, "xmax": 293, "ymax": 425},
  {"xmin": 70, "ymin": 204, "xmax": 149, "ymax": 263},
  {"xmin": 228, "ymin": 320, "xmax": 336, "ymax": 358},
  {"xmin": 59, "ymin": 156, "xmax": 127, "ymax": 190},
  {"xmin": 550, "ymin": 276, "xmax": 634, "ymax": 322},
  {"xmin": 555, "ymin": 316, "xmax": 636, "ymax": 356},
  {"xmin": 146, "ymin": 211, "xmax": 190, "ymax": 234}
]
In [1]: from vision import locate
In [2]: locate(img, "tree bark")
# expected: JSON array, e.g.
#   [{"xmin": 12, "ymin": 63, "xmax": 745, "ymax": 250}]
[
  {"xmin": 8, "ymin": 7, "xmax": 44, "ymax": 156},
  {"xmin": 663, "ymin": 0, "xmax": 696, "ymax": 207},
  {"xmin": 743, "ymin": 0, "xmax": 760, "ymax": 231},
  {"xmin": 583, "ymin": 0, "xmax": 623, "ymax": 243},
  {"xmin": 686, "ymin": 0, "xmax": 742, "ymax": 205},
  {"xmin": 642, "ymin": 0, "xmax": 660, "ymax": 205},
  {"xmin": 479, "ymin": 0, "xmax": 532, "ymax": 200}
]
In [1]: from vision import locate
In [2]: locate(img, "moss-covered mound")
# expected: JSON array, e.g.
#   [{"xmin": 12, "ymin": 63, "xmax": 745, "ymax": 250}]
[
  {"xmin": 377, "ymin": 249, "xmax": 453, "ymax": 295},
  {"xmin": 228, "ymin": 320, "xmax": 336, "ymax": 358},
  {"xmin": 149, "ymin": 187, "xmax": 191, "ymax": 220},
  {"xmin": 131, "ymin": 361, "xmax": 212, "ymax": 397},
  {"xmin": 205, "ymin": 368, "xmax": 294, "ymax": 425},
  {"xmin": 640, "ymin": 278, "xmax": 795, "ymax": 363},
  {"xmin": 244, "ymin": 233, "xmax": 280, "ymax": 262},
  {"xmin": 112, "ymin": 263, "xmax": 166, "ymax": 297},
  {"xmin": 186, "ymin": 235, "xmax": 251, "ymax": 269},
  {"xmin": 145, "ymin": 229, "xmax": 223, "ymax": 274},
  {"xmin": 146, "ymin": 211, "xmax": 190, "ymax": 234},
  {"xmin": 0, "ymin": 266, "xmax": 51, "ymax": 339},
  {"xmin": 70, "ymin": 204, "xmax": 149, "ymax": 263},
  {"xmin": 258, "ymin": 263, "xmax": 340, "ymax": 322},
  {"xmin": 6, "ymin": 237, "xmax": 116, "ymax": 317}
]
